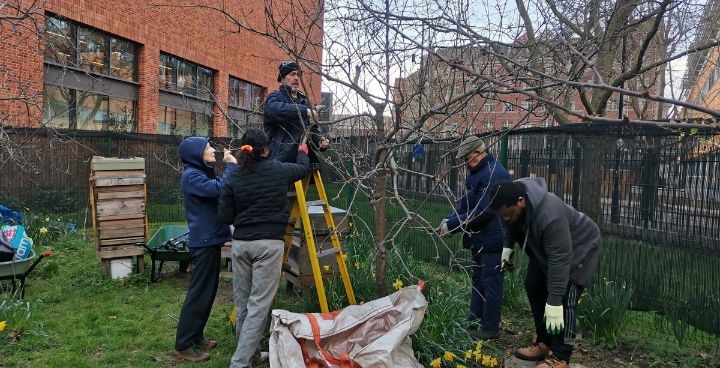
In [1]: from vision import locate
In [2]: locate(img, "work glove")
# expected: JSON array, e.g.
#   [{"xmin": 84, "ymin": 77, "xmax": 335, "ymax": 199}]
[
  {"xmin": 500, "ymin": 247, "xmax": 516, "ymax": 272},
  {"xmin": 544, "ymin": 303, "xmax": 564, "ymax": 334},
  {"xmin": 435, "ymin": 220, "xmax": 449, "ymax": 236},
  {"xmin": 298, "ymin": 144, "xmax": 309, "ymax": 155}
]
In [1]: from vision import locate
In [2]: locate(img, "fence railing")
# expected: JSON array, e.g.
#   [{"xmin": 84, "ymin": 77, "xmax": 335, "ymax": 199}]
[{"xmin": 1, "ymin": 125, "xmax": 718, "ymax": 350}]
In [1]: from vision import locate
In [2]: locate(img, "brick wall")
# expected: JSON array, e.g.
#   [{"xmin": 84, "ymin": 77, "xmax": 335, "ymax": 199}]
[{"xmin": 1, "ymin": 0, "xmax": 323, "ymax": 135}]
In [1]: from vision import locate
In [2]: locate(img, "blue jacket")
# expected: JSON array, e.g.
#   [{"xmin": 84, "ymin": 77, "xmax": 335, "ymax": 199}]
[
  {"xmin": 445, "ymin": 153, "xmax": 511, "ymax": 253},
  {"xmin": 179, "ymin": 137, "xmax": 237, "ymax": 248},
  {"xmin": 263, "ymin": 85, "xmax": 325, "ymax": 163}
]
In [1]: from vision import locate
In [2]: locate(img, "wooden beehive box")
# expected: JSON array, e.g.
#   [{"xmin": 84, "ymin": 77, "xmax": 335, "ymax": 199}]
[
  {"xmin": 89, "ymin": 156, "xmax": 147, "ymax": 276},
  {"xmin": 285, "ymin": 206, "xmax": 352, "ymax": 288}
]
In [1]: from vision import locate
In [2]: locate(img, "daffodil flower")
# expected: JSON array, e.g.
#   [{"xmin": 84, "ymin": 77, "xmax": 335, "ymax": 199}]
[
  {"xmin": 430, "ymin": 358, "xmax": 442, "ymax": 368},
  {"xmin": 392, "ymin": 279, "xmax": 404, "ymax": 290},
  {"xmin": 323, "ymin": 265, "xmax": 330, "ymax": 271},
  {"xmin": 443, "ymin": 351, "xmax": 455, "ymax": 362},
  {"xmin": 490, "ymin": 357, "xmax": 499, "ymax": 367},
  {"xmin": 40, "ymin": 227, "xmax": 49, "ymax": 234},
  {"xmin": 474, "ymin": 351, "xmax": 482, "ymax": 362},
  {"xmin": 456, "ymin": 365, "xmax": 466, "ymax": 368},
  {"xmin": 482, "ymin": 355, "xmax": 492, "ymax": 366},
  {"xmin": 465, "ymin": 349, "xmax": 472, "ymax": 359},
  {"xmin": 45, "ymin": 217, "xmax": 50, "ymax": 222},
  {"xmin": 0, "ymin": 320, "xmax": 6, "ymax": 332}
]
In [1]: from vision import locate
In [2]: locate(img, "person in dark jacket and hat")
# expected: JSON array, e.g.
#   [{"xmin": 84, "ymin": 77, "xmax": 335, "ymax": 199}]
[
  {"xmin": 174, "ymin": 137, "xmax": 237, "ymax": 362},
  {"xmin": 263, "ymin": 60, "xmax": 329, "ymax": 164},
  {"xmin": 435, "ymin": 135, "xmax": 511, "ymax": 340},
  {"xmin": 489, "ymin": 178, "xmax": 602, "ymax": 368},
  {"xmin": 218, "ymin": 128, "xmax": 310, "ymax": 368}
]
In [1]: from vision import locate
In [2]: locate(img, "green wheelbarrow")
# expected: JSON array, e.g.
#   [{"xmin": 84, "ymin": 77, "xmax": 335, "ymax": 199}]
[{"xmin": 139, "ymin": 225, "xmax": 190, "ymax": 282}]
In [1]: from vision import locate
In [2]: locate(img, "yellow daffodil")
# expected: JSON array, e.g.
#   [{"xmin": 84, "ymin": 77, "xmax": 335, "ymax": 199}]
[
  {"xmin": 392, "ymin": 279, "xmax": 404, "ymax": 290},
  {"xmin": 474, "ymin": 351, "xmax": 482, "ymax": 362},
  {"xmin": 443, "ymin": 351, "xmax": 455, "ymax": 362},
  {"xmin": 40, "ymin": 227, "xmax": 48, "ymax": 234},
  {"xmin": 430, "ymin": 358, "xmax": 442, "ymax": 368},
  {"xmin": 0, "ymin": 320, "xmax": 6, "ymax": 331},
  {"xmin": 465, "ymin": 349, "xmax": 472, "ymax": 359},
  {"xmin": 323, "ymin": 265, "xmax": 330, "ymax": 271},
  {"xmin": 489, "ymin": 357, "xmax": 499, "ymax": 367},
  {"xmin": 456, "ymin": 365, "xmax": 466, "ymax": 368},
  {"xmin": 482, "ymin": 355, "xmax": 492, "ymax": 366},
  {"xmin": 45, "ymin": 217, "xmax": 50, "ymax": 222},
  {"xmin": 475, "ymin": 341, "xmax": 483, "ymax": 351},
  {"xmin": 354, "ymin": 262, "xmax": 361, "ymax": 269}
]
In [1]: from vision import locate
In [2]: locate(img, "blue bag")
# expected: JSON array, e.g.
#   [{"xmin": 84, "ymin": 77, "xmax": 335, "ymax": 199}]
[{"xmin": 1, "ymin": 225, "xmax": 34, "ymax": 260}]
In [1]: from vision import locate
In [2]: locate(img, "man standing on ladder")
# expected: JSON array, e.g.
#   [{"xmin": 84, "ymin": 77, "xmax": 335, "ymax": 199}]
[{"xmin": 264, "ymin": 60, "xmax": 329, "ymax": 164}]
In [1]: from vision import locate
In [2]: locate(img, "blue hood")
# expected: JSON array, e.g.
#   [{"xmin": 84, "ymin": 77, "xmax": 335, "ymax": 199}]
[{"xmin": 180, "ymin": 137, "xmax": 215, "ymax": 176}]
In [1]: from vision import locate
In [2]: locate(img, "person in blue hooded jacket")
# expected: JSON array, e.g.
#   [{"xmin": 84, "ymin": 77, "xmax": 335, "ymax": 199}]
[
  {"xmin": 263, "ymin": 60, "xmax": 329, "ymax": 164},
  {"xmin": 435, "ymin": 135, "xmax": 511, "ymax": 340},
  {"xmin": 174, "ymin": 136, "xmax": 237, "ymax": 362}
]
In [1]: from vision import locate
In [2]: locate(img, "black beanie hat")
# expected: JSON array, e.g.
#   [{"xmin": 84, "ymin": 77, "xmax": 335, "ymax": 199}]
[{"xmin": 277, "ymin": 60, "xmax": 301, "ymax": 82}]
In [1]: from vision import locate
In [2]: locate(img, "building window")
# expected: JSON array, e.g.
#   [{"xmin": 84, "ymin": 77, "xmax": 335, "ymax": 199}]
[
  {"xmin": 482, "ymin": 103, "xmax": 496, "ymax": 112},
  {"xmin": 43, "ymin": 85, "xmax": 135, "ymax": 131},
  {"xmin": 44, "ymin": 14, "xmax": 138, "ymax": 81},
  {"xmin": 502, "ymin": 121, "xmax": 511, "ymax": 129},
  {"xmin": 228, "ymin": 76, "xmax": 266, "ymax": 110},
  {"xmin": 503, "ymin": 102, "xmax": 515, "ymax": 112},
  {"xmin": 159, "ymin": 53, "xmax": 215, "ymax": 99},
  {"xmin": 522, "ymin": 101, "xmax": 532, "ymax": 111},
  {"xmin": 157, "ymin": 105, "xmax": 211, "ymax": 136},
  {"xmin": 607, "ymin": 100, "xmax": 618, "ymax": 111},
  {"xmin": 484, "ymin": 121, "xmax": 494, "ymax": 131}
]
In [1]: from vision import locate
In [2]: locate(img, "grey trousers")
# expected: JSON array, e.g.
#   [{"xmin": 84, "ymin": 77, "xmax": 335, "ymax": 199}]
[{"xmin": 229, "ymin": 239, "xmax": 284, "ymax": 368}]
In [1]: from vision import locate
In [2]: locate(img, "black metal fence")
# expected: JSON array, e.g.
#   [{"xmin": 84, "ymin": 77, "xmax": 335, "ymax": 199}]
[{"xmin": 1, "ymin": 125, "xmax": 718, "ymax": 350}]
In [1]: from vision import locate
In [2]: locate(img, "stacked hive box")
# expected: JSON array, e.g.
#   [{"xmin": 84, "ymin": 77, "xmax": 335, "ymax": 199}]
[
  {"xmin": 285, "ymin": 205, "xmax": 351, "ymax": 288},
  {"xmin": 89, "ymin": 157, "xmax": 147, "ymax": 276}
]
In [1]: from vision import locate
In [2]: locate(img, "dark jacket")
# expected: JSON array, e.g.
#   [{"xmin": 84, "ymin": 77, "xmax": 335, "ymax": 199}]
[
  {"xmin": 179, "ymin": 137, "xmax": 237, "ymax": 248},
  {"xmin": 504, "ymin": 177, "xmax": 603, "ymax": 306},
  {"xmin": 446, "ymin": 153, "xmax": 511, "ymax": 253},
  {"xmin": 218, "ymin": 151, "xmax": 310, "ymax": 240},
  {"xmin": 263, "ymin": 85, "xmax": 325, "ymax": 163}
]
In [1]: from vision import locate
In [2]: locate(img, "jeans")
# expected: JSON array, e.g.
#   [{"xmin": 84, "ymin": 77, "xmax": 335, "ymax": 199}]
[
  {"xmin": 468, "ymin": 250, "xmax": 504, "ymax": 332},
  {"xmin": 229, "ymin": 239, "xmax": 284, "ymax": 368}
]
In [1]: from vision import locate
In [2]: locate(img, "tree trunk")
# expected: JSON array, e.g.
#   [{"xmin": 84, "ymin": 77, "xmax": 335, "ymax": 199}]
[
  {"xmin": 577, "ymin": 136, "xmax": 604, "ymax": 225},
  {"xmin": 373, "ymin": 112, "xmax": 389, "ymax": 297}
]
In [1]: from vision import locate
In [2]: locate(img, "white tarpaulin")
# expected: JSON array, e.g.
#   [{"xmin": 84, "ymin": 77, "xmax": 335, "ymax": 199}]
[{"xmin": 269, "ymin": 285, "xmax": 428, "ymax": 368}]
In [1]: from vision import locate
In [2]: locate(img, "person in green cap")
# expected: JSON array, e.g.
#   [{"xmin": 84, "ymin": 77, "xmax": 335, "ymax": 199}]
[{"xmin": 435, "ymin": 135, "xmax": 511, "ymax": 340}]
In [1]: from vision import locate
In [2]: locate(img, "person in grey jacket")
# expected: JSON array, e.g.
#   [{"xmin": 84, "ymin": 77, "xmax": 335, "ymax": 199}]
[{"xmin": 489, "ymin": 177, "xmax": 602, "ymax": 368}]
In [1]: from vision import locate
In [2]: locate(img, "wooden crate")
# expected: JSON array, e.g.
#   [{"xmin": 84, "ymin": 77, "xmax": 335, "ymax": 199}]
[
  {"xmin": 89, "ymin": 157, "xmax": 148, "ymax": 276},
  {"xmin": 285, "ymin": 206, "xmax": 352, "ymax": 288}
]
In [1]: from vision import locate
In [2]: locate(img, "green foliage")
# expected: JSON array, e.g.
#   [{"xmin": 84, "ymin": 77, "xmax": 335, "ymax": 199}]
[
  {"xmin": 578, "ymin": 279, "xmax": 634, "ymax": 348},
  {"xmin": 20, "ymin": 211, "xmax": 74, "ymax": 247},
  {"xmin": 501, "ymin": 261, "xmax": 528, "ymax": 312},
  {"xmin": 0, "ymin": 288, "xmax": 40, "ymax": 339}
]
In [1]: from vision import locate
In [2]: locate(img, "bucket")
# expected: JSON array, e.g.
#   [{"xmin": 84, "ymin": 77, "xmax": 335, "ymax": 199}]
[{"xmin": 110, "ymin": 258, "xmax": 133, "ymax": 279}]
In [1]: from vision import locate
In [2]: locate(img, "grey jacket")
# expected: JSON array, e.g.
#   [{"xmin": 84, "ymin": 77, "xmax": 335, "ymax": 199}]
[{"xmin": 504, "ymin": 177, "xmax": 602, "ymax": 306}]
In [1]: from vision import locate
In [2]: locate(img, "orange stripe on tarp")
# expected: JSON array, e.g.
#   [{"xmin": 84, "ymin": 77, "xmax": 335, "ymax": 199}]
[{"xmin": 304, "ymin": 313, "xmax": 362, "ymax": 368}]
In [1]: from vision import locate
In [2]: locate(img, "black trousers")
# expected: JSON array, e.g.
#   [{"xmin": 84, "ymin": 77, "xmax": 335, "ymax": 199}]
[
  {"xmin": 175, "ymin": 246, "xmax": 221, "ymax": 351},
  {"xmin": 525, "ymin": 256, "xmax": 583, "ymax": 363}
]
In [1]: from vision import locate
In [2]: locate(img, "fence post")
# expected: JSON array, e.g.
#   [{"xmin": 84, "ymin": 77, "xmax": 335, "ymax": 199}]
[
  {"xmin": 499, "ymin": 129, "xmax": 509, "ymax": 167},
  {"xmin": 520, "ymin": 149, "xmax": 531, "ymax": 177},
  {"xmin": 640, "ymin": 148, "xmax": 660, "ymax": 229},
  {"xmin": 611, "ymin": 144, "xmax": 622, "ymax": 224},
  {"xmin": 572, "ymin": 145, "xmax": 582, "ymax": 208},
  {"xmin": 105, "ymin": 135, "xmax": 113, "ymax": 157}
]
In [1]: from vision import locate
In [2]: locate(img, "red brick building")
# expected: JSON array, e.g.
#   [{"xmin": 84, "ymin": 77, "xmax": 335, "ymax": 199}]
[{"xmin": 0, "ymin": 0, "xmax": 323, "ymax": 137}]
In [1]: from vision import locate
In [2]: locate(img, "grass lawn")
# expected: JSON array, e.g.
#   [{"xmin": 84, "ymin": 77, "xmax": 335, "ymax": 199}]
[{"xmin": 1, "ymin": 231, "xmax": 718, "ymax": 368}]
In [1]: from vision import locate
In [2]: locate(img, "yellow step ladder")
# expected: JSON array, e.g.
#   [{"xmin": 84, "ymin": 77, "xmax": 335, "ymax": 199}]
[{"xmin": 284, "ymin": 169, "xmax": 356, "ymax": 313}]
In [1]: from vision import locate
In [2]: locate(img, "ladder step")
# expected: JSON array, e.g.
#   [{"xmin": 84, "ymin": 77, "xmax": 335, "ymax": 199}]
[
  {"xmin": 316, "ymin": 247, "xmax": 341, "ymax": 258},
  {"xmin": 306, "ymin": 200, "xmax": 327, "ymax": 207}
]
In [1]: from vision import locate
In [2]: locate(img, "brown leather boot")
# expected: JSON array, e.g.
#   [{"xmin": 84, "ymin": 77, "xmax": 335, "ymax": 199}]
[
  {"xmin": 196, "ymin": 339, "xmax": 217, "ymax": 350},
  {"xmin": 514, "ymin": 342, "xmax": 549, "ymax": 361},
  {"xmin": 174, "ymin": 346, "xmax": 210, "ymax": 362},
  {"xmin": 534, "ymin": 352, "xmax": 569, "ymax": 368}
]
